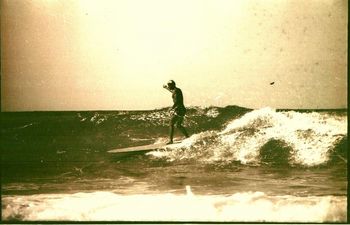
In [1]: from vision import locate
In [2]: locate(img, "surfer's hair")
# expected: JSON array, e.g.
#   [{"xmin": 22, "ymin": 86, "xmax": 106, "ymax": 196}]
[{"xmin": 167, "ymin": 80, "xmax": 176, "ymax": 87}]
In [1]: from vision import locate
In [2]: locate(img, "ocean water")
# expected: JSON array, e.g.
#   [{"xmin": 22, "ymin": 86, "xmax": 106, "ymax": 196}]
[{"xmin": 1, "ymin": 106, "xmax": 347, "ymax": 222}]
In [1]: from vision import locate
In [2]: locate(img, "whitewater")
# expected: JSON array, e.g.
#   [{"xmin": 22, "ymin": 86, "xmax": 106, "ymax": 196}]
[{"xmin": 149, "ymin": 107, "xmax": 347, "ymax": 166}]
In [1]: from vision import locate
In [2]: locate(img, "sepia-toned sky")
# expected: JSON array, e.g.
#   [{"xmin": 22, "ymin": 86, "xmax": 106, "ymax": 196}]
[{"xmin": 1, "ymin": 0, "xmax": 347, "ymax": 111}]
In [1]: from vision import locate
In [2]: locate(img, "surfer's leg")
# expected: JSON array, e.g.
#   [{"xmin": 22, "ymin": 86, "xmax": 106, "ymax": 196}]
[
  {"xmin": 175, "ymin": 116, "xmax": 189, "ymax": 138},
  {"xmin": 178, "ymin": 125, "xmax": 189, "ymax": 138},
  {"xmin": 168, "ymin": 116, "xmax": 176, "ymax": 144},
  {"xmin": 168, "ymin": 125, "xmax": 174, "ymax": 144}
]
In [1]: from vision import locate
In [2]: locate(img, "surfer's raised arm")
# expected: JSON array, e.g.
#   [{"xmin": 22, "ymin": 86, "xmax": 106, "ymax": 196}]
[{"xmin": 163, "ymin": 84, "xmax": 172, "ymax": 92}]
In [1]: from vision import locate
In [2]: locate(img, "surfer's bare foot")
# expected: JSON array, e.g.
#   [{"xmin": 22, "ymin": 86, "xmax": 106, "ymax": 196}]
[{"xmin": 166, "ymin": 140, "xmax": 173, "ymax": 145}]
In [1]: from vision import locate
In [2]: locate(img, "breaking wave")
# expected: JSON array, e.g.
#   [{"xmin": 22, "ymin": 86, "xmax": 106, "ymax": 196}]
[
  {"xmin": 148, "ymin": 108, "xmax": 347, "ymax": 167},
  {"xmin": 1, "ymin": 106, "xmax": 347, "ymax": 167}
]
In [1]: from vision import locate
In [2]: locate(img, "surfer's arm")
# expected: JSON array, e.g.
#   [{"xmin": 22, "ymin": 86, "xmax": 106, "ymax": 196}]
[{"xmin": 163, "ymin": 84, "xmax": 172, "ymax": 92}]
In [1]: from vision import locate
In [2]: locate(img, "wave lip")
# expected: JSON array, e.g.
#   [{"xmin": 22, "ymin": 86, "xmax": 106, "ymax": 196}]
[
  {"xmin": 149, "ymin": 107, "xmax": 347, "ymax": 167},
  {"xmin": 2, "ymin": 190, "xmax": 346, "ymax": 222}
]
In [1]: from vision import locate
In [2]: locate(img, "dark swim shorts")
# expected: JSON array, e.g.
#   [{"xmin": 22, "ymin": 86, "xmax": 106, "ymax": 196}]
[{"xmin": 170, "ymin": 114, "xmax": 184, "ymax": 127}]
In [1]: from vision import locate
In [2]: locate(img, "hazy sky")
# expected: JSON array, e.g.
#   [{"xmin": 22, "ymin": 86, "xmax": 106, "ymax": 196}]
[{"xmin": 1, "ymin": 0, "xmax": 347, "ymax": 111}]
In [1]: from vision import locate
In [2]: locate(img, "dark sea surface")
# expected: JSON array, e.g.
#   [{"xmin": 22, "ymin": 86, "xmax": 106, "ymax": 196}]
[{"xmin": 1, "ymin": 106, "xmax": 347, "ymax": 222}]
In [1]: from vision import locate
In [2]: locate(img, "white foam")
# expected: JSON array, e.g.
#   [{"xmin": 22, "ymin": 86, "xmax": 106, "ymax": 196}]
[
  {"xmin": 148, "ymin": 108, "xmax": 347, "ymax": 166},
  {"xmin": 2, "ymin": 190, "xmax": 346, "ymax": 222},
  {"xmin": 206, "ymin": 108, "xmax": 220, "ymax": 118}
]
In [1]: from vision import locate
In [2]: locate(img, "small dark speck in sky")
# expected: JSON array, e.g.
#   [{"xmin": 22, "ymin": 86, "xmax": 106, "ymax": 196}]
[{"xmin": 270, "ymin": 82, "xmax": 275, "ymax": 85}]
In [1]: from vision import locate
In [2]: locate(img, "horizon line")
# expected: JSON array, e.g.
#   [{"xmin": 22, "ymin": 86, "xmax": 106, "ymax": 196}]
[{"xmin": 1, "ymin": 105, "xmax": 348, "ymax": 113}]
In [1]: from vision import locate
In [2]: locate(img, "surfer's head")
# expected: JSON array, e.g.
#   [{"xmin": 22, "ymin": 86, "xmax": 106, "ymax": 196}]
[{"xmin": 167, "ymin": 80, "xmax": 176, "ymax": 90}]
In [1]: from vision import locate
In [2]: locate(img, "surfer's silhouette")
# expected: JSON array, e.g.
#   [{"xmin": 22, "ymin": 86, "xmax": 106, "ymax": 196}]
[{"xmin": 163, "ymin": 80, "xmax": 189, "ymax": 144}]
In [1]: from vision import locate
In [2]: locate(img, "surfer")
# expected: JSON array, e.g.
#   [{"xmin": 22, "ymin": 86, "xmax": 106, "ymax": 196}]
[{"xmin": 163, "ymin": 80, "xmax": 189, "ymax": 144}]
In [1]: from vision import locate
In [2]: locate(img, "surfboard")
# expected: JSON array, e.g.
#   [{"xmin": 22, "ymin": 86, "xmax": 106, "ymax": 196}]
[{"xmin": 107, "ymin": 141, "xmax": 182, "ymax": 154}]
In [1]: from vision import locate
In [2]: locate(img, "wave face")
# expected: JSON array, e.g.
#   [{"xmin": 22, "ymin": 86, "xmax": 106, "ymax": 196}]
[
  {"xmin": 148, "ymin": 107, "xmax": 347, "ymax": 167},
  {"xmin": 1, "ymin": 105, "xmax": 249, "ymax": 163},
  {"xmin": 2, "ymin": 189, "xmax": 346, "ymax": 222}
]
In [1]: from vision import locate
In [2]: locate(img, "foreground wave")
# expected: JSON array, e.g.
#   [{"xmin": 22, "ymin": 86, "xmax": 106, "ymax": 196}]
[{"xmin": 2, "ymin": 188, "xmax": 346, "ymax": 222}]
